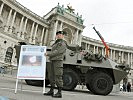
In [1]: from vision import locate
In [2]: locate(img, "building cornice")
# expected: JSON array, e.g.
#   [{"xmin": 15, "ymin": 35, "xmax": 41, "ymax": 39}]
[
  {"xmin": 82, "ymin": 36, "xmax": 133, "ymax": 52},
  {"xmin": 3, "ymin": 0, "xmax": 49, "ymax": 26}
]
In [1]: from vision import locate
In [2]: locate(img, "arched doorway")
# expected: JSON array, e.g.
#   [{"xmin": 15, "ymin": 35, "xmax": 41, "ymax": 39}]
[{"xmin": 4, "ymin": 47, "xmax": 13, "ymax": 63}]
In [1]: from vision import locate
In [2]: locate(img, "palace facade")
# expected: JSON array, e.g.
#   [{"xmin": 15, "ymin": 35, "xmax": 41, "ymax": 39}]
[{"xmin": 0, "ymin": 0, "xmax": 132, "ymax": 83}]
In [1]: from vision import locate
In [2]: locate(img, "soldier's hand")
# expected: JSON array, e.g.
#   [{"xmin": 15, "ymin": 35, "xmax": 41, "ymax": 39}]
[{"xmin": 44, "ymin": 53, "xmax": 47, "ymax": 56}]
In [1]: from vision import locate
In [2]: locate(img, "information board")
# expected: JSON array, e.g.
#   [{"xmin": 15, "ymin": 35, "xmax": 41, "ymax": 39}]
[{"xmin": 15, "ymin": 45, "xmax": 46, "ymax": 93}]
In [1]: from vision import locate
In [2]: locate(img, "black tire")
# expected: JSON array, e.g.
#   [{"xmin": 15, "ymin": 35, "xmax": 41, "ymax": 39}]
[
  {"xmin": 89, "ymin": 72, "xmax": 113, "ymax": 95},
  {"xmin": 85, "ymin": 70, "xmax": 97, "ymax": 93},
  {"xmin": 63, "ymin": 68, "xmax": 79, "ymax": 90},
  {"xmin": 25, "ymin": 80, "xmax": 49, "ymax": 86},
  {"xmin": 86, "ymin": 78, "xmax": 95, "ymax": 93}
]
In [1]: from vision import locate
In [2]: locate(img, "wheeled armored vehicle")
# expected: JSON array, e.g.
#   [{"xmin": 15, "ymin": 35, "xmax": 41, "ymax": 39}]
[{"xmin": 20, "ymin": 45, "xmax": 130, "ymax": 95}]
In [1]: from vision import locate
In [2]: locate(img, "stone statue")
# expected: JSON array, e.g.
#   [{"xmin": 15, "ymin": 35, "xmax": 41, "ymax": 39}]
[
  {"xmin": 57, "ymin": 3, "xmax": 64, "ymax": 15},
  {"xmin": 77, "ymin": 15, "xmax": 84, "ymax": 24},
  {"xmin": 67, "ymin": 3, "xmax": 75, "ymax": 13}
]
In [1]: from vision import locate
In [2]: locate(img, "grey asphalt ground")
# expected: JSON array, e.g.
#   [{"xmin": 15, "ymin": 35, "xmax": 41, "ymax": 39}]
[{"xmin": 0, "ymin": 70, "xmax": 133, "ymax": 100}]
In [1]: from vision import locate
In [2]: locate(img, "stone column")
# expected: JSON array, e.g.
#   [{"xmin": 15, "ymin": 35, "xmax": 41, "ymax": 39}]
[
  {"xmin": 4, "ymin": 9, "xmax": 12, "ymax": 32},
  {"xmin": 93, "ymin": 45, "xmax": 96, "ymax": 54},
  {"xmin": 18, "ymin": 16, "xmax": 24, "ymax": 38},
  {"xmin": 29, "ymin": 22, "xmax": 35, "ymax": 43},
  {"xmin": 96, "ymin": 46, "xmax": 99, "ymax": 53},
  {"xmin": 121, "ymin": 51, "xmax": 124, "ymax": 63},
  {"xmin": 113, "ymin": 50, "xmax": 116, "ymax": 61},
  {"xmin": 102, "ymin": 47, "xmax": 104, "ymax": 55},
  {"xmin": 59, "ymin": 21, "xmax": 63, "ymax": 31},
  {"xmin": 44, "ymin": 28, "xmax": 48, "ymax": 45},
  {"xmin": 33, "ymin": 24, "xmax": 38, "ymax": 44},
  {"xmin": 131, "ymin": 53, "xmax": 133, "ymax": 68},
  {"xmin": 85, "ymin": 43, "xmax": 87, "ymax": 50},
  {"xmin": 70, "ymin": 37, "xmax": 73, "ymax": 44},
  {"xmin": 104, "ymin": 48, "xmax": 106, "ymax": 55},
  {"xmin": 128, "ymin": 53, "xmax": 130, "ymax": 65},
  {"xmin": 118, "ymin": 51, "xmax": 121, "ymax": 63},
  {"xmin": 0, "ymin": 3, "xmax": 4, "ymax": 16},
  {"xmin": 78, "ymin": 32, "xmax": 82, "ymax": 46},
  {"xmin": 51, "ymin": 20, "xmax": 58, "ymax": 45},
  {"xmin": 74, "ymin": 29, "xmax": 79, "ymax": 44},
  {"xmin": 40, "ymin": 27, "xmax": 45, "ymax": 45},
  {"xmin": 87, "ymin": 44, "xmax": 90, "ymax": 50},
  {"xmin": 9, "ymin": 11, "xmax": 16, "ymax": 34},
  {"xmin": 110, "ymin": 49, "xmax": 113, "ymax": 59},
  {"xmin": 22, "ymin": 18, "xmax": 28, "ymax": 39}
]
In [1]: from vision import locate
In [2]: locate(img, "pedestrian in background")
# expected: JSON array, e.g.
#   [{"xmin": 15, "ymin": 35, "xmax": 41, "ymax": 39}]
[
  {"xmin": 127, "ymin": 82, "xmax": 131, "ymax": 92},
  {"xmin": 123, "ymin": 83, "xmax": 127, "ymax": 92},
  {"xmin": 44, "ymin": 31, "xmax": 67, "ymax": 98}
]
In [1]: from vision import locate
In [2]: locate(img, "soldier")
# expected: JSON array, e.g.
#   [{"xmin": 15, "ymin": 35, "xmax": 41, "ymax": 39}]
[{"xmin": 44, "ymin": 31, "xmax": 67, "ymax": 98}]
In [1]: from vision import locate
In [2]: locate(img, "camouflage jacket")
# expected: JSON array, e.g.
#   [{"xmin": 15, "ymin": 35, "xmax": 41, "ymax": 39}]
[{"xmin": 47, "ymin": 39, "xmax": 67, "ymax": 61}]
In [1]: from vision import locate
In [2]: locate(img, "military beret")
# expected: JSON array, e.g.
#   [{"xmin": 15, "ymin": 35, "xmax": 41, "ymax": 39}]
[{"xmin": 56, "ymin": 31, "xmax": 66, "ymax": 35}]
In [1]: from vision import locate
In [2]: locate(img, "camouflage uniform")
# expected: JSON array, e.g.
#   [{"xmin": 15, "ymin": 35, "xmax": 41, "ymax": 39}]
[{"xmin": 47, "ymin": 39, "xmax": 67, "ymax": 88}]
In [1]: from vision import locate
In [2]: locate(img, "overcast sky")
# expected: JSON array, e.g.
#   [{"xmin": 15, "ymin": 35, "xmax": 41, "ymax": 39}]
[{"xmin": 16, "ymin": 0, "xmax": 133, "ymax": 47}]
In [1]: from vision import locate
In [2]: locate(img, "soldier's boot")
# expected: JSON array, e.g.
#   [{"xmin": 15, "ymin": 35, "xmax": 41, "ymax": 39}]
[
  {"xmin": 43, "ymin": 87, "xmax": 54, "ymax": 96},
  {"xmin": 53, "ymin": 87, "xmax": 62, "ymax": 98}
]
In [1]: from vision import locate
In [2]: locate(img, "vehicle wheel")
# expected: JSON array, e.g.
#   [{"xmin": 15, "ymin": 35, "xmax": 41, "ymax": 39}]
[
  {"xmin": 89, "ymin": 72, "xmax": 113, "ymax": 95},
  {"xmin": 86, "ymin": 80, "xmax": 95, "ymax": 93},
  {"xmin": 85, "ymin": 71, "xmax": 97, "ymax": 93},
  {"xmin": 63, "ymin": 68, "xmax": 79, "ymax": 90},
  {"xmin": 25, "ymin": 80, "xmax": 49, "ymax": 86}
]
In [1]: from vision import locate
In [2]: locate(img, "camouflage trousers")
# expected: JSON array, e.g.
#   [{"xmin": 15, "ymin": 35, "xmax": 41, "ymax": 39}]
[{"xmin": 47, "ymin": 60, "xmax": 63, "ymax": 88}]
